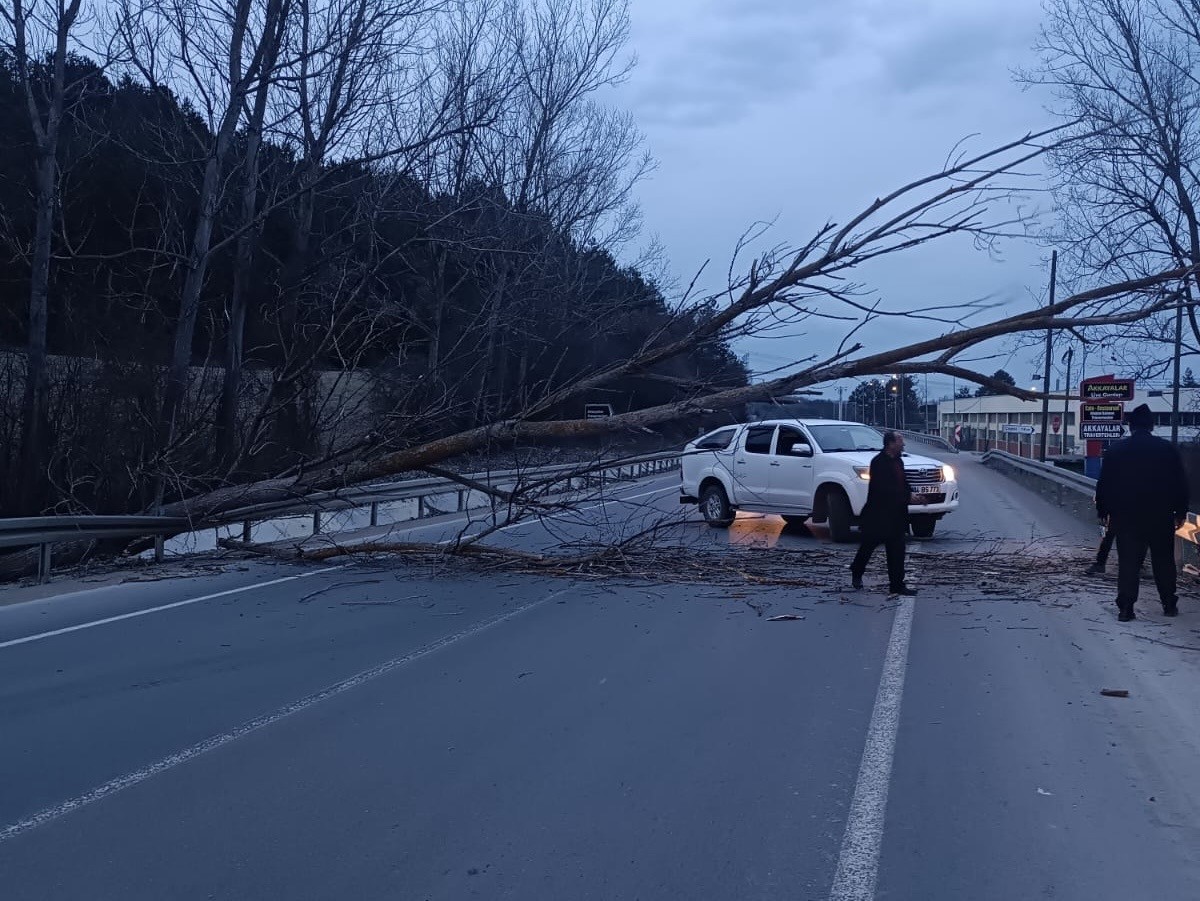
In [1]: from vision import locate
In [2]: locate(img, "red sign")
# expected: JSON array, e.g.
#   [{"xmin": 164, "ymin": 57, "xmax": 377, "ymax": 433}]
[
  {"xmin": 1081, "ymin": 376, "xmax": 1135, "ymax": 402},
  {"xmin": 1051, "ymin": 415, "xmax": 1061, "ymax": 434}
]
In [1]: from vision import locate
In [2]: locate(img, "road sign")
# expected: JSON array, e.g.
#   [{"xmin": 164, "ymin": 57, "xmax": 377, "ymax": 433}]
[
  {"xmin": 1081, "ymin": 377, "xmax": 1135, "ymax": 401},
  {"xmin": 1051, "ymin": 415, "xmax": 1061, "ymax": 434},
  {"xmin": 1081, "ymin": 401, "xmax": 1124, "ymax": 423},
  {"xmin": 1002, "ymin": 424, "xmax": 1035, "ymax": 435},
  {"xmin": 1080, "ymin": 422, "xmax": 1125, "ymax": 440},
  {"xmin": 584, "ymin": 403, "xmax": 613, "ymax": 419}
]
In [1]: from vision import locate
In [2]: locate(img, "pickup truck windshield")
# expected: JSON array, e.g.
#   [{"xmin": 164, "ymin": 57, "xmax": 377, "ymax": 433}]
[{"xmin": 807, "ymin": 424, "xmax": 884, "ymax": 453}]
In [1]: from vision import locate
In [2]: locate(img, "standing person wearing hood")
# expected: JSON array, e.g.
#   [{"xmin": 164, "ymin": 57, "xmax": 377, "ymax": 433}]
[{"xmin": 1095, "ymin": 404, "xmax": 1190, "ymax": 621}]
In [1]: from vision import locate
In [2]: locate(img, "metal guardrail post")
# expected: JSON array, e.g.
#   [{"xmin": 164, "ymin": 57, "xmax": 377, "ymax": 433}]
[
  {"xmin": 456, "ymin": 491, "xmax": 465, "ymax": 512},
  {"xmin": 418, "ymin": 495, "xmax": 427, "ymax": 518},
  {"xmin": 242, "ymin": 520, "xmax": 252, "ymax": 542},
  {"xmin": 37, "ymin": 543, "xmax": 51, "ymax": 584},
  {"xmin": 312, "ymin": 511, "xmax": 322, "ymax": 534},
  {"xmin": 154, "ymin": 536, "xmax": 165, "ymax": 563},
  {"xmin": 369, "ymin": 503, "xmax": 379, "ymax": 527}
]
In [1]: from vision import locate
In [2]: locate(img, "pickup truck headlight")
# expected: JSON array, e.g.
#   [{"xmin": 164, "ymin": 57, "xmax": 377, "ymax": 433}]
[
  {"xmin": 854, "ymin": 466, "xmax": 870, "ymax": 480},
  {"xmin": 942, "ymin": 464, "xmax": 955, "ymax": 482}
]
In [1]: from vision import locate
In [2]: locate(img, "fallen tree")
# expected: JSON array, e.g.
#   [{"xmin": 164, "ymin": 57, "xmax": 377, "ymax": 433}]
[
  {"xmin": 3, "ymin": 124, "xmax": 1197, "ymax": 580},
  {"xmin": 149, "ymin": 126, "xmax": 1195, "ymax": 525}
]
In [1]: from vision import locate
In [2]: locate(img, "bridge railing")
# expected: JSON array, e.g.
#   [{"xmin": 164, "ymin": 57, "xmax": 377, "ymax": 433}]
[
  {"xmin": 981, "ymin": 448, "xmax": 1200, "ymax": 573},
  {"xmin": 0, "ymin": 451, "xmax": 682, "ymax": 583},
  {"xmin": 895, "ymin": 429, "xmax": 958, "ymax": 454}
]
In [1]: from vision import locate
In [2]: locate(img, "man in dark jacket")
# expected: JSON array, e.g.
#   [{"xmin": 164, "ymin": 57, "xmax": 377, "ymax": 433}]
[
  {"xmin": 1095, "ymin": 404, "xmax": 1189, "ymax": 621},
  {"xmin": 850, "ymin": 431, "xmax": 926, "ymax": 596}
]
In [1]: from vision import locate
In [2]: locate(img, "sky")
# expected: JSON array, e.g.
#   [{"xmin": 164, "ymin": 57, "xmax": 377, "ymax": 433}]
[{"xmin": 611, "ymin": 0, "xmax": 1064, "ymax": 401}]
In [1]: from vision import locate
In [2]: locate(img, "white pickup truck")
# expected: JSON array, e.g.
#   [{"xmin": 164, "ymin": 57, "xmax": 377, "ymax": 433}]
[{"xmin": 679, "ymin": 419, "xmax": 959, "ymax": 540}]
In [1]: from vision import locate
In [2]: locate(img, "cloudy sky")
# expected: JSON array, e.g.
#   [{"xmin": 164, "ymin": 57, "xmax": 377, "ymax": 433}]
[{"xmin": 612, "ymin": 0, "xmax": 1061, "ymax": 400}]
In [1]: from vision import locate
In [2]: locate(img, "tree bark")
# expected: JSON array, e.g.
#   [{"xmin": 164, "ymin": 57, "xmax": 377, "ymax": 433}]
[{"xmin": 10, "ymin": 0, "xmax": 84, "ymax": 514}]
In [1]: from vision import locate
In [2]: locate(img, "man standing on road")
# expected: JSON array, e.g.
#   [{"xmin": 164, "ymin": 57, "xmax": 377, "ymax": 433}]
[
  {"xmin": 850, "ymin": 430, "xmax": 926, "ymax": 596},
  {"xmin": 1085, "ymin": 511, "xmax": 1116, "ymax": 576},
  {"xmin": 1095, "ymin": 404, "xmax": 1189, "ymax": 622}
]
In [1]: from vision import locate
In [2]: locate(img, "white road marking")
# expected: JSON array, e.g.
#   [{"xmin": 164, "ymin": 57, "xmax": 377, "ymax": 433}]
[
  {"xmin": 0, "ymin": 566, "xmax": 346, "ymax": 651},
  {"xmin": 0, "ymin": 586, "xmax": 564, "ymax": 843},
  {"xmin": 828, "ymin": 595, "xmax": 916, "ymax": 901}
]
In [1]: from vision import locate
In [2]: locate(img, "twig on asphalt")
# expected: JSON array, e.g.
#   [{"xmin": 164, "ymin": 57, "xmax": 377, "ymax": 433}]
[{"xmin": 299, "ymin": 579, "xmax": 383, "ymax": 603}]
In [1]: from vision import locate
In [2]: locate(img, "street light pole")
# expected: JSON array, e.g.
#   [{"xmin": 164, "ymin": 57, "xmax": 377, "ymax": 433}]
[{"xmin": 1039, "ymin": 250, "xmax": 1057, "ymax": 462}]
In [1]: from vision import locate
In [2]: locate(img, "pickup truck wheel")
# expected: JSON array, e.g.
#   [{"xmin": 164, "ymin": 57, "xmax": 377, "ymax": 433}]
[
  {"xmin": 782, "ymin": 515, "xmax": 809, "ymax": 527},
  {"xmin": 700, "ymin": 484, "xmax": 734, "ymax": 528},
  {"xmin": 826, "ymin": 489, "xmax": 853, "ymax": 543},
  {"xmin": 910, "ymin": 515, "xmax": 937, "ymax": 539}
]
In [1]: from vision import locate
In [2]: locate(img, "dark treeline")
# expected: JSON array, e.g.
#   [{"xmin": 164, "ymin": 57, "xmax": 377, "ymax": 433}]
[{"xmin": 0, "ymin": 0, "xmax": 746, "ymax": 517}]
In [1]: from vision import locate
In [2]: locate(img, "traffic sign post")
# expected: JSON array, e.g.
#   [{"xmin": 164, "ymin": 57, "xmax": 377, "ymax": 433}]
[
  {"xmin": 1002, "ymin": 423, "xmax": 1035, "ymax": 457},
  {"xmin": 1080, "ymin": 378, "xmax": 1135, "ymax": 402},
  {"xmin": 1080, "ymin": 422, "xmax": 1125, "ymax": 440},
  {"xmin": 1080, "ymin": 401, "xmax": 1124, "ymax": 423},
  {"xmin": 1080, "ymin": 376, "xmax": 1134, "ymax": 478}
]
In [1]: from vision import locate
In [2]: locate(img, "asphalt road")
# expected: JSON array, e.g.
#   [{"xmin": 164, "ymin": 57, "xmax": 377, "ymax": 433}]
[{"xmin": 3, "ymin": 447, "xmax": 1200, "ymax": 899}]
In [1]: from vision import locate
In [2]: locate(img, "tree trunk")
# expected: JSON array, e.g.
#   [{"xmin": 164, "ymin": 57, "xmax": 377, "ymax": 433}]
[
  {"xmin": 17, "ymin": 146, "xmax": 57, "ymax": 513},
  {"xmin": 473, "ymin": 265, "xmax": 507, "ymax": 426},
  {"xmin": 215, "ymin": 70, "xmax": 275, "ymax": 471},
  {"xmin": 427, "ymin": 247, "xmax": 447, "ymax": 374}
]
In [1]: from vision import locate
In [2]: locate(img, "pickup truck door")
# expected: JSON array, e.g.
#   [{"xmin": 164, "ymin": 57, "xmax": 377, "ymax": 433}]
[
  {"xmin": 732, "ymin": 425, "xmax": 776, "ymax": 503},
  {"xmin": 768, "ymin": 425, "xmax": 816, "ymax": 510}
]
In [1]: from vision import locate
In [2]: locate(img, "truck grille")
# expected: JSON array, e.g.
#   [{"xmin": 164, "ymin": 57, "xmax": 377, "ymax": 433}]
[{"xmin": 906, "ymin": 466, "xmax": 943, "ymax": 486}]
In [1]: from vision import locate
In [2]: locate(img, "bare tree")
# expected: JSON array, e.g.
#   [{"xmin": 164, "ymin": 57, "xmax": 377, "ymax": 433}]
[
  {"xmin": 214, "ymin": 0, "xmax": 292, "ymax": 468},
  {"xmin": 1, "ymin": 0, "xmax": 87, "ymax": 513},
  {"xmin": 454, "ymin": 0, "xmax": 651, "ymax": 424},
  {"xmin": 1024, "ymin": 0, "xmax": 1200, "ymax": 409},
  {"xmin": 256, "ymin": 0, "xmax": 437, "ymax": 460},
  {"xmin": 111, "ymin": 0, "xmax": 292, "ymax": 501}
]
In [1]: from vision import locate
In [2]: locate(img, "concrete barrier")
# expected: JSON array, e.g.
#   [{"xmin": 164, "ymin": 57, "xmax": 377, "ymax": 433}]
[{"xmin": 982, "ymin": 448, "xmax": 1200, "ymax": 572}]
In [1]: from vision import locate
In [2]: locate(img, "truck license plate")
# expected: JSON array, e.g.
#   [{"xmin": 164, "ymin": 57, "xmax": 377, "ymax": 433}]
[{"xmin": 915, "ymin": 485, "xmax": 940, "ymax": 494}]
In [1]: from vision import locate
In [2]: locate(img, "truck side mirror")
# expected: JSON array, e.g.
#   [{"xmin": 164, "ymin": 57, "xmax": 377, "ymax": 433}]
[{"xmin": 791, "ymin": 443, "xmax": 813, "ymax": 458}]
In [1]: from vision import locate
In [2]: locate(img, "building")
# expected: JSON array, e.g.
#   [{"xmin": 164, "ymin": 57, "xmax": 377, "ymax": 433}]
[{"xmin": 935, "ymin": 385, "xmax": 1200, "ymax": 458}]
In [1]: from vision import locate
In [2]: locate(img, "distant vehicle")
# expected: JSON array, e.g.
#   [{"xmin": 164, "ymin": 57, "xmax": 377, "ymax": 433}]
[{"xmin": 679, "ymin": 419, "xmax": 959, "ymax": 540}]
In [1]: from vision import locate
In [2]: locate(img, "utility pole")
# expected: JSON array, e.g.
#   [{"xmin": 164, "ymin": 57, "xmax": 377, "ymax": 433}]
[
  {"xmin": 1039, "ymin": 250, "xmax": 1057, "ymax": 462},
  {"xmin": 924, "ymin": 372, "xmax": 930, "ymax": 433},
  {"xmin": 838, "ymin": 385, "xmax": 844, "ymax": 421},
  {"xmin": 1172, "ymin": 285, "xmax": 1187, "ymax": 444},
  {"xmin": 1062, "ymin": 345, "xmax": 1073, "ymax": 456}
]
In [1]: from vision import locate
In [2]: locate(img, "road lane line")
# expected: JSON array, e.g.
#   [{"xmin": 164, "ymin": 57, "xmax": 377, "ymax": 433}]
[
  {"xmin": 0, "ymin": 566, "xmax": 346, "ymax": 651},
  {"xmin": 828, "ymin": 595, "xmax": 916, "ymax": 901},
  {"xmin": 0, "ymin": 585, "xmax": 565, "ymax": 843}
]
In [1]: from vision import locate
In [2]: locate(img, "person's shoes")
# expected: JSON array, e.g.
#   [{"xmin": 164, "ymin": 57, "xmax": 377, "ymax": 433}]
[
  {"xmin": 1163, "ymin": 599, "xmax": 1179, "ymax": 617},
  {"xmin": 890, "ymin": 586, "xmax": 917, "ymax": 597},
  {"xmin": 851, "ymin": 573, "xmax": 863, "ymax": 590},
  {"xmin": 1117, "ymin": 604, "xmax": 1136, "ymax": 622},
  {"xmin": 1086, "ymin": 562, "xmax": 1105, "ymax": 575}
]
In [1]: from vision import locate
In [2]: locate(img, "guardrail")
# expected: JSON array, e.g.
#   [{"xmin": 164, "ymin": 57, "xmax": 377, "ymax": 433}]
[
  {"xmin": 0, "ymin": 451, "xmax": 682, "ymax": 583},
  {"xmin": 895, "ymin": 429, "xmax": 958, "ymax": 454},
  {"xmin": 981, "ymin": 448, "xmax": 1200, "ymax": 574},
  {"xmin": 980, "ymin": 449, "xmax": 1096, "ymax": 494}
]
